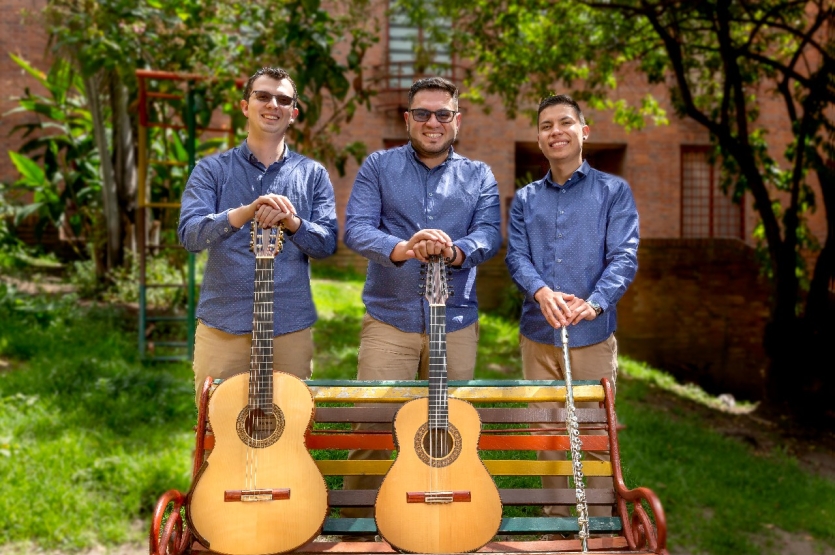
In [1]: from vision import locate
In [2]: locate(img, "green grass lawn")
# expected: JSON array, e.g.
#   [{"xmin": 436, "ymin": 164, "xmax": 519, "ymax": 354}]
[{"xmin": 0, "ymin": 267, "xmax": 833, "ymax": 554}]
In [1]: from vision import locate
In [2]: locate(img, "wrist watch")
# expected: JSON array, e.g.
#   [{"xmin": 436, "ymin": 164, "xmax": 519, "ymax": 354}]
[{"xmin": 589, "ymin": 301, "xmax": 603, "ymax": 316}]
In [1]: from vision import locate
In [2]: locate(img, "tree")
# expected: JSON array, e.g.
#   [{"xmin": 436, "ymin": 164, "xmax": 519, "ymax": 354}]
[
  {"xmin": 408, "ymin": 0, "xmax": 835, "ymax": 419},
  {"xmin": 24, "ymin": 0, "xmax": 376, "ymax": 276}
]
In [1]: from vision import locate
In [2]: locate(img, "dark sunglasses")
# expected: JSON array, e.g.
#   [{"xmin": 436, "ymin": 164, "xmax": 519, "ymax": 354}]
[
  {"xmin": 409, "ymin": 108, "xmax": 457, "ymax": 123},
  {"xmin": 250, "ymin": 90, "xmax": 295, "ymax": 106}
]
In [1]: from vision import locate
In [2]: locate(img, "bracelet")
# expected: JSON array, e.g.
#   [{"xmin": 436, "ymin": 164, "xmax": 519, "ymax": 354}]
[{"xmin": 445, "ymin": 244, "xmax": 458, "ymax": 265}]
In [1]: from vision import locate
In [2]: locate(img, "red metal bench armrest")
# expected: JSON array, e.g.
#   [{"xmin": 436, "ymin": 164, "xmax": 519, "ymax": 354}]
[
  {"xmin": 149, "ymin": 489, "xmax": 190, "ymax": 555},
  {"xmin": 615, "ymin": 483, "xmax": 668, "ymax": 554}
]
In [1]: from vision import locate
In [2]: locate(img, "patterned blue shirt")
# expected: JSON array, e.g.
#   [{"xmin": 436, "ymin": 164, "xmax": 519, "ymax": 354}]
[
  {"xmin": 506, "ymin": 160, "xmax": 639, "ymax": 347},
  {"xmin": 178, "ymin": 141, "xmax": 338, "ymax": 335},
  {"xmin": 344, "ymin": 143, "xmax": 502, "ymax": 333}
]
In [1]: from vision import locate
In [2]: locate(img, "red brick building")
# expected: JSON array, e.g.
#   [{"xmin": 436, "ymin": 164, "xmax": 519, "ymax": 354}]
[{"xmin": 1, "ymin": 0, "xmax": 826, "ymax": 401}]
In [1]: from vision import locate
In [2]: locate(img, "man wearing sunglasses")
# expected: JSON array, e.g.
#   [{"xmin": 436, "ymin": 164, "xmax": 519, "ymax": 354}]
[
  {"xmin": 178, "ymin": 67, "xmax": 338, "ymax": 406},
  {"xmin": 342, "ymin": 76, "xmax": 502, "ymax": 520}
]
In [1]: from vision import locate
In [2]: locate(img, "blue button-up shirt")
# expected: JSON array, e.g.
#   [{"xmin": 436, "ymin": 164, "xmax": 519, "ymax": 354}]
[
  {"xmin": 506, "ymin": 160, "xmax": 639, "ymax": 347},
  {"xmin": 178, "ymin": 141, "xmax": 338, "ymax": 335},
  {"xmin": 344, "ymin": 143, "xmax": 502, "ymax": 333}
]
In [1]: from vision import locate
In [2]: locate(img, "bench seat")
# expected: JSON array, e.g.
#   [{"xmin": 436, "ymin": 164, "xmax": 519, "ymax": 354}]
[{"xmin": 150, "ymin": 379, "xmax": 668, "ymax": 555}]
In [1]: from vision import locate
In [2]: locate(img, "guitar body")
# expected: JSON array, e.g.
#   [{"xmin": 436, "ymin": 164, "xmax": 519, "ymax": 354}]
[
  {"xmin": 375, "ymin": 397, "xmax": 503, "ymax": 553},
  {"xmin": 187, "ymin": 370, "xmax": 328, "ymax": 554}
]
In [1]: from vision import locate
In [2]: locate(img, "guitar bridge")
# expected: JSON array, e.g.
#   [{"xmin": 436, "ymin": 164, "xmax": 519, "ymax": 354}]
[
  {"xmin": 407, "ymin": 491, "xmax": 471, "ymax": 504},
  {"xmin": 224, "ymin": 488, "xmax": 290, "ymax": 502}
]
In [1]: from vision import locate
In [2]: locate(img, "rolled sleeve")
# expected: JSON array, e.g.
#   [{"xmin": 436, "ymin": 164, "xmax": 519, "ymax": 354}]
[
  {"xmin": 178, "ymin": 159, "xmax": 239, "ymax": 252},
  {"xmin": 344, "ymin": 153, "xmax": 403, "ymax": 268},
  {"xmin": 286, "ymin": 164, "xmax": 338, "ymax": 259},
  {"xmin": 456, "ymin": 166, "xmax": 502, "ymax": 269}
]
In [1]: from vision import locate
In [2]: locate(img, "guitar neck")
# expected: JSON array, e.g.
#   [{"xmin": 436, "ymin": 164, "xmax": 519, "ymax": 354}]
[
  {"xmin": 250, "ymin": 255, "xmax": 274, "ymax": 412},
  {"xmin": 427, "ymin": 303, "xmax": 448, "ymax": 430}
]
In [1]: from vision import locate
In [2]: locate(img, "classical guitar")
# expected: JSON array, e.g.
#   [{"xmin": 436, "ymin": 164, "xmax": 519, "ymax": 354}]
[
  {"xmin": 187, "ymin": 221, "xmax": 328, "ymax": 555},
  {"xmin": 375, "ymin": 255, "xmax": 503, "ymax": 553}
]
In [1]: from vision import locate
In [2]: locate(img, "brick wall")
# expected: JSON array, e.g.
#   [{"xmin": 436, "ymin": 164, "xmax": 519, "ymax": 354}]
[
  {"xmin": 616, "ymin": 238, "xmax": 771, "ymax": 401},
  {"xmin": 1, "ymin": 0, "xmax": 49, "ymax": 185}
]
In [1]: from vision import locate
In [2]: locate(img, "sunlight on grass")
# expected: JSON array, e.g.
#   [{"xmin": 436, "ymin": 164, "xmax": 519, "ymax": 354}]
[{"xmin": 619, "ymin": 357, "xmax": 758, "ymax": 414}]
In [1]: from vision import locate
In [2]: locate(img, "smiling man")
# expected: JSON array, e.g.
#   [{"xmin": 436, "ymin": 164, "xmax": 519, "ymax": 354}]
[
  {"xmin": 178, "ymin": 67, "xmax": 337, "ymax": 406},
  {"xmin": 342, "ymin": 76, "xmax": 501, "ymax": 521},
  {"xmin": 505, "ymin": 94, "xmax": 640, "ymax": 521}
]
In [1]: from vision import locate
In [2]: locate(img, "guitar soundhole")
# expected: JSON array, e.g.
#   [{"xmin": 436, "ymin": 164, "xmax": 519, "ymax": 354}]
[
  {"xmin": 236, "ymin": 404, "xmax": 285, "ymax": 448},
  {"xmin": 414, "ymin": 422, "xmax": 462, "ymax": 467}
]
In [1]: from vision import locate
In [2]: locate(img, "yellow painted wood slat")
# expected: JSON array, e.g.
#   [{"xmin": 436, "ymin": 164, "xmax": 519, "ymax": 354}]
[
  {"xmin": 315, "ymin": 460, "xmax": 612, "ymax": 477},
  {"xmin": 309, "ymin": 385, "xmax": 604, "ymax": 403}
]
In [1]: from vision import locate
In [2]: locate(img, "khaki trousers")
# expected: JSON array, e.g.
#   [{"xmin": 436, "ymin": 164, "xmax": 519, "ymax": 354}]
[
  {"xmin": 521, "ymin": 333, "xmax": 618, "ymax": 517},
  {"xmin": 192, "ymin": 320, "xmax": 313, "ymax": 407},
  {"xmin": 341, "ymin": 313, "xmax": 478, "ymax": 518}
]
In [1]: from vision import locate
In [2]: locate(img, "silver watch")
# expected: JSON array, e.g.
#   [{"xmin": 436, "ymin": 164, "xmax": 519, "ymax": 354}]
[{"xmin": 589, "ymin": 301, "xmax": 603, "ymax": 316}]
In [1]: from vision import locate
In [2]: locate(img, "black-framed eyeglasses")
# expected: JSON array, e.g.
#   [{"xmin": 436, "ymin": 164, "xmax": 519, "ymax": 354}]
[
  {"xmin": 409, "ymin": 108, "xmax": 457, "ymax": 123},
  {"xmin": 250, "ymin": 90, "xmax": 295, "ymax": 107}
]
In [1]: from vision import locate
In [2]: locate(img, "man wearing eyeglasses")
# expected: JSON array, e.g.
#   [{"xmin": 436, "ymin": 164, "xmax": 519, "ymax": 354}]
[
  {"xmin": 178, "ymin": 67, "xmax": 338, "ymax": 406},
  {"xmin": 341, "ymin": 76, "xmax": 502, "ymax": 519},
  {"xmin": 506, "ymin": 94, "xmax": 639, "ymax": 522}
]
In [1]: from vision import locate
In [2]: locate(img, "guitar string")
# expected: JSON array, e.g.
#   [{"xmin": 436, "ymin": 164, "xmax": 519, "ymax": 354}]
[
  {"xmin": 427, "ymin": 256, "xmax": 449, "ymax": 496},
  {"xmin": 247, "ymin": 225, "xmax": 278, "ymax": 493}
]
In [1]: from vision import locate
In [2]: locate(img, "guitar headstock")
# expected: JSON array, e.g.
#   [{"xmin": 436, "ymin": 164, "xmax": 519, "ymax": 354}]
[
  {"xmin": 419, "ymin": 255, "xmax": 453, "ymax": 305},
  {"xmin": 249, "ymin": 220, "xmax": 284, "ymax": 259}
]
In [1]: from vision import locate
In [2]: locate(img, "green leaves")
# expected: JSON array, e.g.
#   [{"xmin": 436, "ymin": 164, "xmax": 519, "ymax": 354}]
[
  {"xmin": 8, "ymin": 152, "xmax": 47, "ymax": 188},
  {"xmin": 3, "ymin": 55, "xmax": 100, "ymax": 249}
]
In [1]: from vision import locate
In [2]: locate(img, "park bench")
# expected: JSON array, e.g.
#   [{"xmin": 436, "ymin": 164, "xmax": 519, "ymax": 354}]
[{"xmin": 150, "ymin": 377, "xmax": 668, "ymax": 555}]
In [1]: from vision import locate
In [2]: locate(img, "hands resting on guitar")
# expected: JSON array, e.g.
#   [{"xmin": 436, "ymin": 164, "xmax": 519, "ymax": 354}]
[
  {"xmin": 534, "ymin": 287, "xmax": 599, "ymax": 329},
  {"xmin": 390, "ymin": 229, "xmax": 463, "ymax": 266},
  {"xmin": 229, "ymin": 194, "xmax": 302, "ymax": 233}
]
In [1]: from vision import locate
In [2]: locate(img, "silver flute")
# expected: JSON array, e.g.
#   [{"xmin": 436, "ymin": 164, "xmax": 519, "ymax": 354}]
[{"xmin": 561, "ymin": 326, "xmax": 590, "ymax": 551}]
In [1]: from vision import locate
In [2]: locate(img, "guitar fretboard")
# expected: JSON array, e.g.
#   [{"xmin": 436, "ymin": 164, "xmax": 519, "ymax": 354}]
[
  {"xmin": 250, "ymin": 255, "xmax": 275, "ymax": 414},
  {"xmin": 427, "ymin": 302, "xmax": 448, "ymax": 430}
]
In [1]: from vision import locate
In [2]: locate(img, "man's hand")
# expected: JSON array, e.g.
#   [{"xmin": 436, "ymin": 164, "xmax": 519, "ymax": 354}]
[
  {"xmin": 567, "ymin": 299, "xmax": 602, "ymax": 326},
  {"xmin": 228, "ymin": 194, "xmax": 300, "ymax": 232},
  {"xmin": 255, "ymin": 195, "xmax": 301, "ymax": 233},
  {"xmin": 534, "ymin": 287, "xmax": 578, "ymax": 329},
  {"xmin": 391, "ymin": 229, "xmax": 452, "ymax": 263},
  {"xmin": 535, "ymin": 287, "xmax": 602, "ymax": 328}
]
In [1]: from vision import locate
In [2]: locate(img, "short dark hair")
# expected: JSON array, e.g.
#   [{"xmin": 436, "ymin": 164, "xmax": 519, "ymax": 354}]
[
  {"xmin": 407, "ymin": 76, "xmax": 459, "ymax": 108},
  {"xmin": 242, "ymin": 67, "xmax": 298, "ymax": 104},
  {"xmin": 537, "ymin": 94, "xmax": 585, "ymax": 126}
]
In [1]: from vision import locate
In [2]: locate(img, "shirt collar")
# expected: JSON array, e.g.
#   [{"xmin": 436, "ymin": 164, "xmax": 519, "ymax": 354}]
[
  {"xmin": 239, "ymin": 140, "xmax": 291, "ymax": 169},
  {"xmin": 407, "ymin": 142, "xmax": 456, "ymax": 168},
  {"xmin": 545, "ymin": 159, "xmax": 590, "ymax": 188}
]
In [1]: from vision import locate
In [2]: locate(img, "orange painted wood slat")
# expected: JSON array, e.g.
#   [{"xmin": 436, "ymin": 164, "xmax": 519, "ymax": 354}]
[{"xmin": 304, "ymin": 433, "xmax": 609, "ymax": 451}]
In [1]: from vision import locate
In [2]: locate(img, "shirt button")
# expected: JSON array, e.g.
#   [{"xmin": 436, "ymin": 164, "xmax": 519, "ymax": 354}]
[
  {"xmin": 561, "ymin": 189, "xmax": 566, "ymax": 193},
  {"xmin": 557, "ymin": 259, "xmax": 562, "ymax": 263},
  {"xmin": 428, "ymin": 216, "xmax": 434, "ymax": 220},
  {"xmin": 558, "ymin": 233, "xmax": 563, "ymax": 238},
  {"xmin": 560, "ymin": 210, "xmax": 564, "ymax": 214},
  {"xmin": 428, "ymin": 193, "xmax": 433, "ymax": 197},
  {"xmin": 206, "ymin": 239, "xmax": 210, "ymax": 244},
  {"xmin": 224, "ymin": 227, "xmax": 229, "ymax": 232}
]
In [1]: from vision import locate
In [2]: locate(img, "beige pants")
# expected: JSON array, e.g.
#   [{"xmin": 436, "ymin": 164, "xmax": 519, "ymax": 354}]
[
  {"xmin": 521, "ymin": 333, "xmax": 618, "ymax": 517},
  {"xmin": 341, "ymin": 313, "xmax": 478, "ymax": 518},
  {"xmin": 192, "ymin": 320, "xmax": 313, "ymax": 407}
]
